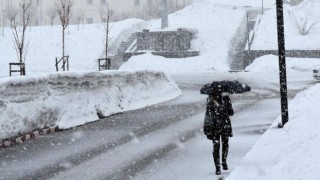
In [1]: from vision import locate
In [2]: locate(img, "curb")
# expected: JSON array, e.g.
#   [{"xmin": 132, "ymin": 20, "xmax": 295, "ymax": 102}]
[{"xmin": 0, "ymin": 126, "xmax": 58, "ymax": 149}]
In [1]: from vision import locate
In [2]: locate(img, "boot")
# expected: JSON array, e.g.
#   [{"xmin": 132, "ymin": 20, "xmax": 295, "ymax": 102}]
[
  {"xmin": 213, "ymin": 152, "xmax": 221, "ymax": 175},
  {"xmin": 222, "ymin": 161, "xmax": 228, "ymax": 170},
  {"xmin": 221, "ymin": 138, "xmax": 229, "ymax": 170},
  {"xmin": 215, "ymin": 166, "xmax": 221, "ymax": 175}
]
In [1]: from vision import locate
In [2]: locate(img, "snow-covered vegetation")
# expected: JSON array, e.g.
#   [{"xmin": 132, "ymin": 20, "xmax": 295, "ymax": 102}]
[{"xmin": 251, "ymin": 0, "xmax": 320, "ymax": 50}]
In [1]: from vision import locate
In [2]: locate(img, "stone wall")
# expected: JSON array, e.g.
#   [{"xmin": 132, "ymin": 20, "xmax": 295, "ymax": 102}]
[{"xmin": 136, "ymin": 28, "xmax": 194, "ymax": 52}]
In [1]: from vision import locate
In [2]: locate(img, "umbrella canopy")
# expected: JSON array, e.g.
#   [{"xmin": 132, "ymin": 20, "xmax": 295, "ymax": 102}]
[{"xmin": 200, "ymin": 80, "xmax": 251, "ymax": 95}]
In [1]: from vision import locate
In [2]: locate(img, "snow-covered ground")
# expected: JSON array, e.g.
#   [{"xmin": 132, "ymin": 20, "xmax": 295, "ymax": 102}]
[
  {"xmin": 227, "ymin": 83, "xmax": 320, "ymax": 180},
  {"xmin": 251, "ymin": 0, "xmax": 320, "ymax": 50},
  {"xmin": 1, "ymin": 0, "xmax": 320, "ymax": 179},
  {"xmin": 120, "ymin": 0, "xmax": 246, "ymax": 73},
  {"xmin": 0, "ymin": 19, "xmax": 147, "ymax": 77},
  {"xmin": 0, "ymin": 0, "xmax": 249, "ymax": 139}
]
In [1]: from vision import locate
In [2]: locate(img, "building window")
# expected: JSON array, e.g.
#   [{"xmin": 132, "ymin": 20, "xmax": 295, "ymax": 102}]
[
  {"xmin": 86, "ymin": 18, "xmax": 93, "ymax": 24},
  {"xmin": 101, "ymin": 0, "xmax": 106, "ymax": 5},
  {"xmin": 134, "ymin": 0, "xmax": 140, "ymax": 6},
  {"xmin": 87, "ymin": 0, "xmax": 93, "ymax": 5}
]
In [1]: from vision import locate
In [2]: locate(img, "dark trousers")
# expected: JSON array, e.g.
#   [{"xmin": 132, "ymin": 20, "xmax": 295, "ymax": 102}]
[{"xmin": 212, "ymin": 135, "xmax": 229, "ymax": 168}]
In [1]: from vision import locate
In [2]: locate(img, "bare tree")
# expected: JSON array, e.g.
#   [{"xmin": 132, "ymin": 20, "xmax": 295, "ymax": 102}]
[
  {"xmin": 57, "ymin": 0, "xmax": 72, "ymax": 58},
  {"xmin": 1, "ymin": 9, "xmax": 5, "ymax": 35},
  {"xmin": 46, "ymin": 4, "xmax": 58, "ymax": 26},
  {"xmin": 100, "ymin": 6, "xmax": 113, "ymax": 60},
  {"xmin": 75, "ymin": 9, "xmax": 84, "ymax": 30},
  {"xmin": 142, "ymin": 1, "xmax": 161, "ymax": 19},
  {"xmin": 12, "ymin": 0, "xmax": 32, "ymax": 65},
  {"xmin": 4, "ymin": 7, "xmax": 18, "ymax": 28}
]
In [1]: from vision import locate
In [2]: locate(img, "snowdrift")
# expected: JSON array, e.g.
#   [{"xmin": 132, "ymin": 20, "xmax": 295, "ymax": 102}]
[
  {"xmin": 0, "ymin": 71, "xmax": 181, "ymax": 140},
  {"xmin": 227, "ymin": 84, "xmax": 320, "ymax": 180}
]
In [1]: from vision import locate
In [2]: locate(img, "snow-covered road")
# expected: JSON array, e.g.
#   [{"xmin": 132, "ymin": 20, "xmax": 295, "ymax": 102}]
[{"xmin": 0, "ymin": 75, "xmax": 294, "ymax": 180}]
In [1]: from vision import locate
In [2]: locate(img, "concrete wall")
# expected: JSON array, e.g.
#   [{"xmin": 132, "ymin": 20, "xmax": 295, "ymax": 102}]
[{"xmin": 241, "ymin": 50, "xmax": 320, "ymax": 69}]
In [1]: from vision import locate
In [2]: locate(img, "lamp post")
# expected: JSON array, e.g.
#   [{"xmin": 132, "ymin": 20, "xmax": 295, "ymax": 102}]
[
  {"xmin": 262, "ymin": 0, "xmax": 264, "ymax": 14},
  {"xmin": 160, "ymin": 0, "xmax": 168, "ymax": 29},
  {"xmin": 276, "ymin": 0, "xmax": 289, "ymax": 127}
]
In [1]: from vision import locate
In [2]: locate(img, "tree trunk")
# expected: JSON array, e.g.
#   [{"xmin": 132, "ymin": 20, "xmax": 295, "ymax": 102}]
[{"xmin": 62, "ymin": 27, "xmax": 65, "ymax": 70}]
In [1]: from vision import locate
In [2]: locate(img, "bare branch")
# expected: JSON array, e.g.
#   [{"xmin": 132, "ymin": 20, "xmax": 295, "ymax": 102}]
[
  {"xmin": 100, "ymin": 5, "xmax": 113, "ymax": 59},
  {"xmin": 75, "ymin": 9, "xmax": 85, "ymax": 30},
  {"xmin": 57, "ymin": 0, "xmax": 73, "ymax": 57},
  {"xmin": 289, "ymin": 10, "xmax": 320, "ymax": 35},
  {"xmin": 57, "ymin": 0, "xmax": 73, "ymax": 30},
  {"xmin": 4, "ymin": 7, "xmax": 18, "ymax": 28},
  {"xmin": 46, "ymin": 4, "xmax": 58, "ymax": 26},
  {"xmin": 11, "ymin": 0, "xmax": 32, "ymax": 64}
]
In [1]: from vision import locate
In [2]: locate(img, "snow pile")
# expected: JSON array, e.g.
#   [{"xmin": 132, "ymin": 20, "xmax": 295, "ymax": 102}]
[
  {"xmin": 227, "ymin": 83, "xmax": 320, "ymax": 180},
  {"xmin": 0, "ymin": 70, "xmax": 181, "ymax": 140},
  {"xmin": 0, "ymin": 19, "xmax": 147, "ymax": 77},
  {"xmin": 245, "ymin": 55, "xmax": 319, "ymax": 90},
  {"xmin": 251, "ymin": 1, "xmax": 320, "ymax": 50},
  {"xmin": 120, "ymin": 0, "xmax": 246, "ymax": 73}
]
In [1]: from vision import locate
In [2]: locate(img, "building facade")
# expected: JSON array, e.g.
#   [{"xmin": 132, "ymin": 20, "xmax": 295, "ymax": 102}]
[{"xmin": 0, "ymin": 0, "xmax": 192, "ymax": 26}]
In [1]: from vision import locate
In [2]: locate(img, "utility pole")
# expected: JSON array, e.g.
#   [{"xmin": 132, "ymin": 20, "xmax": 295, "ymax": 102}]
[
  {"xmin": 160, "ymin": 0, "xmax": 168, "ymax": 29},
  {"xmin": 276, "ymin": 0, "xmax": 289, "ymax": 127}
]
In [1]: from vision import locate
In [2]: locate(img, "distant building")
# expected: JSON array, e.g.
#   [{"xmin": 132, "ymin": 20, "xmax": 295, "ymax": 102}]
[
  {"xmin": 290, "ymin": 0, "xmax": 304, "ymax": 6},
  {"xmin": 0, "ymin": 0, "xmax": 193, "ymax": 26}
]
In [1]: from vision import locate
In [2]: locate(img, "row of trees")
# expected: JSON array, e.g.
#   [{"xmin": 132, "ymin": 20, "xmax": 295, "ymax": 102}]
[
  {"xmin": 3, "ymin": 0, "xmax": 112, "ymax": 75},
  {"xmin": 1, "ymin": 0, "xmax": 191, "ymax": 28},
  {"xmin": 1, "ymin": 3, "xmax": 108, "ymax": 29}
]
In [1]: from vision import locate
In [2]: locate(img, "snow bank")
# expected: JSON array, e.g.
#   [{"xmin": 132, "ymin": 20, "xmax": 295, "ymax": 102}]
[
  {"xmin": 0, "ymin": 70, "xmax": 181, "ymax": 140},
  {"xmin": 0, "ymin": 18, "xmax": 147, "ymax": 77},
  {"xmin": 245, "ymin": 55, "xmax": 319, "ymax": 90},
  {"xmin": 120, "ymin": 0, "xmax": 246, "ymax": 73},
  {"xmin": 227, "ymin": 84, "xmax": 320, "ymax": 180}
]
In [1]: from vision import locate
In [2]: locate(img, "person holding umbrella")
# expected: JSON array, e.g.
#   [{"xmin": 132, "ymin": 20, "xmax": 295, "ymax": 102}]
[{"xmin": 201, "ymin": 81, "xmax": 250, "ymax": 175}]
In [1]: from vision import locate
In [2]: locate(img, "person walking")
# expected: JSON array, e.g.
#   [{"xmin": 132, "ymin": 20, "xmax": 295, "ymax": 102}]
[{"xmin": 203, "ymin": 92, "xmax": 234, "ymax": 175}]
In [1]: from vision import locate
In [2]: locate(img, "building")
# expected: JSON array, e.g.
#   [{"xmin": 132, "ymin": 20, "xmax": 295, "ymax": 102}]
[{"xmin": 0, "ymin": 0, "xmax": 192, "ymax": 26}]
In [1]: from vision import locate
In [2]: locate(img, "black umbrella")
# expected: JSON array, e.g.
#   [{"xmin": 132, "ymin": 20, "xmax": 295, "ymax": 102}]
[{"xmin": 200, "ymin": 80, "xmax": 251, "ymax": 95}]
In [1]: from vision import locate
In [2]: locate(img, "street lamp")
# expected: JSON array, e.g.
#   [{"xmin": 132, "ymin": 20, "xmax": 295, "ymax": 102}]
[
  {"xmin": 276, "ymin": 0, "xmax": 289, "ymax": 127},
  {"xmin": 160, "ymin": 0, "xmax": 168, "ymax": 29},
  {"xmin": 262, "ymin": 0, "xmax": 264, "ymax": 14}
]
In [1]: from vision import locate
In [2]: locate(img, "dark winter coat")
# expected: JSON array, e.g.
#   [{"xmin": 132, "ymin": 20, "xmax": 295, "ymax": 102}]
[{"xmin": 203, "ymin": 94, "xmax": 234, "ymax": 140}]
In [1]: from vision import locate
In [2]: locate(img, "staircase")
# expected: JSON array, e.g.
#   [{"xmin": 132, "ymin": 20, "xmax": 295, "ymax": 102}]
[{"xmin": 110, "ymin": 33, "xmax": 138, "ymax": 70}]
